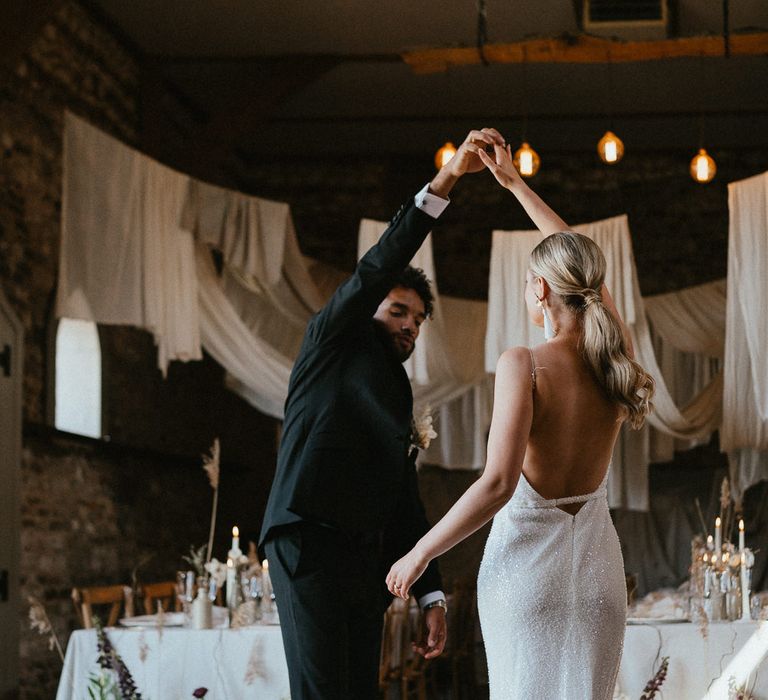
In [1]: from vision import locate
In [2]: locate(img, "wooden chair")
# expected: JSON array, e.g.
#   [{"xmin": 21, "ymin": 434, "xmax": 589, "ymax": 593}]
[
  {"xmin": 380, "ymin": 597, "xmax": 428, "ymax": 699},
  {"xmin": 400, "ymin": 635, "xmax": 428, "ymax": 699},
  {"xmin": 399, "ymin": 600, "xmax": 428, "ymax": 700},
  {"xmin": 71, "ymin": 584, "xmax": 135, "ymax": 628},
  {"xmin": 446, "ymin": 578, "xmax": 477, "ymax": 700},
  {"xmin": 378, "ymin": 604, "xmax": 400, "ymax": 697},
  {"xmin": 141, "ymin": 580, "xmax": 181, "ymax": 615}
]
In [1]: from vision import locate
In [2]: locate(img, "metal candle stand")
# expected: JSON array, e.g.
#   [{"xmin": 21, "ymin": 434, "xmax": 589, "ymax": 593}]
[{"xmin": 691, "ymin": 538, "xmax": 754, "ymax": 623}]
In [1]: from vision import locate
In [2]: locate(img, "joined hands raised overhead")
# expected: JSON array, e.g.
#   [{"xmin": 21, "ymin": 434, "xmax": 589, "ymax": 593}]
[{"xmin": 429, "ymin": 127, "xmax": 506, "ymax": 199}]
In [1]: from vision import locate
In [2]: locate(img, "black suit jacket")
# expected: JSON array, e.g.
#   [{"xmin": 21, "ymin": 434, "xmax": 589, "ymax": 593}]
[{"xmin": 259, "ymin": 196, "xmax": 442, "ymax": 599}]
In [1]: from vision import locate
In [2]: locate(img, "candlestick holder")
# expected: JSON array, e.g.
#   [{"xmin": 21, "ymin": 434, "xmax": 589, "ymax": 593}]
[
  {"xmin": 226, "ymin": 554, "xmax": 249, "ymax": 623},
  {"xmin": 176, "ymin": 570, "xmax": 198, "ymax": 624},
  {"xmin": 688, "ymin": 499, "xmax": 753, "ymax": 624},
  {"xmin": 739, "ymin": 548, "xmax": 754, "ymax": 623}
]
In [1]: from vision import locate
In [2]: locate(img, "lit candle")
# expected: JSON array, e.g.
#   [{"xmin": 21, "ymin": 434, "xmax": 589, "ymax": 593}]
[
  {"xmin": 226, "ymin": 557, "xmax": 237, "ymax": 609},
  {"xmin": 741, "ymin": 569, "xmax": 751, "ymax": 620},
  {"xmin": 229, "ymin": 526, "xmax": 242, "ymax": 559},
  {"xmin": 715, "ymin": 517, "xmax": 722, "ymax": 554},
  {"xmin": 703, "ymin": 553, "xmax": 709, "ymax": 564},
  {"xmin": 739, "ymin": 519, "xmax": 745, "ymax": 553},
  {"xmin": 706, "ymin": 534, "xmax": 714, "ymax": 551},
  {"xmin": 261, "ymin": 559, "xmax": 273, "ymax": 609}
]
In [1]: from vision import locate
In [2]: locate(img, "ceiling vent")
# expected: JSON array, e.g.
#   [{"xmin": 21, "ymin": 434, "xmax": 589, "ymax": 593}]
[{"xmin": 583, "ymin": 0, "xmax": 669, "ymax": 40}]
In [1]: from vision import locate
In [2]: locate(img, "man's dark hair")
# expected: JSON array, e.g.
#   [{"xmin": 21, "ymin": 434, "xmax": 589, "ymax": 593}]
[{"xmin": 395, "ymin": 266, "xmax": 434, "ymax": 318}]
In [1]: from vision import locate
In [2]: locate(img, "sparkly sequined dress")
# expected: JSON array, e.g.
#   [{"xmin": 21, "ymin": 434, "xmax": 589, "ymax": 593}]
[{"xmin": 477, "ymin": 469, "xmax": 626, "ymax": 699}]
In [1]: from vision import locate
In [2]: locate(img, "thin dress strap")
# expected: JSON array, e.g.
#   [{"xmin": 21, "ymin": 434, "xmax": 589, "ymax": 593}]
[{"xmin": 528, "ymin": 348, "xmax": 537, "ymax": 392}]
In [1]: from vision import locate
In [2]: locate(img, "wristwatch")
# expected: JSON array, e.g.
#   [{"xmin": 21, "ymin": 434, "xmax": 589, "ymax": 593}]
[{"xmin": 423, "ymin": 599, "xmax": 448, "ymax": 614}]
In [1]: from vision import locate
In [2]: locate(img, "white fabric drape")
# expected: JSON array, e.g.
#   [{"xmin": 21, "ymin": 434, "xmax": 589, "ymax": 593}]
[
  {"xmin": 180, "ymin": 179, "xmax": 333, "ymax": 415},
  {"xmin": 58, "ymin": 112, "xmax": 144, "ymax": 325},
  {"xmin": 181, "ymin": 179, "xmax": 326, "ymax": 325},
  {"xmin": 58, "ymin": 113, "xmax": 768, "ymax": 499},
  {"xmin": 58, "ymin": 112, "xmax": 202, "ymax": 374},
  {"xmin": 723, "ymin": 172, "xmax": 768, "ymax": 500},
  {"xmin": 644, "ymin": 279, "xmax": 726, "ymax": 358},
  {"xmin": 195, "ymin": 245, "xmax": 292, "ymax": 418},
  {"xmin": 645, "ymin": 280, "xmax": 725, "ymax": 462},
  {"xmin": 142, "ymin": 160, "xmax": 201, "ymax": 370},
  {"xmin": 420, "ymin": 296, "xmax": 493, "ymax": 470}
]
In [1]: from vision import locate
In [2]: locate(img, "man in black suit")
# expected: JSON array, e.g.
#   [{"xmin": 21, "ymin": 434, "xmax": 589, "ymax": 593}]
[{"xmin": 259, "ymin": 128, "xmax": 504, "ymax": 699}]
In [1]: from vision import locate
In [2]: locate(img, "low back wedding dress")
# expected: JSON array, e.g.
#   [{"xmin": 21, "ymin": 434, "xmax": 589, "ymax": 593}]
[{"xmin": 477, "ymin": 355, "xmax": 626, "ymax": 699}]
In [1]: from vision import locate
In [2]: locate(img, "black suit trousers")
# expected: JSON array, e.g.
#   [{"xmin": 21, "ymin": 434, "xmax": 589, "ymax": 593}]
[{"xmin": 265, "ymin": 523, "xmax": 392, "ymax": 700}]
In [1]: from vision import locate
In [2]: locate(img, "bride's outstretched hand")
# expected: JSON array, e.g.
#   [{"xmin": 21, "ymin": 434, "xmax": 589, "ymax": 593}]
[
  {"xmin": 478, "ymin": 142, "xmax": 523, "ymax": 191},
  {"xmin": 386, "ymin": 548, "xmax": 429, "ymax": 600}
]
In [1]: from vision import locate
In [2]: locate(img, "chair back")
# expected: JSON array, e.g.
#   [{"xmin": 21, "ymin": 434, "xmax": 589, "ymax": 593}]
[
  {"xmin": 141, "ymin": 581, "xmax": 180, "ymax": 615},
  {"xmin": 446, "ymin": 577, "xmax": 478, "ymax": 699},
  {"xmin": 71, "ymin": 584, "xmax": 134, "ymax": 628},
  {"xmin": 448, "ymin": 577, "xmax": 477, "ymax": 658},
  {"xmin": 399, "ymin": 599, "xmax": 428, "ymax": 700}
]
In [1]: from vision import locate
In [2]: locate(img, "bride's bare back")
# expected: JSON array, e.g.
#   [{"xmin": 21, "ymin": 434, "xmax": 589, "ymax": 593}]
[{"xmin": 523, "ymin": 338, "xmax": 623, "ymax": 512}]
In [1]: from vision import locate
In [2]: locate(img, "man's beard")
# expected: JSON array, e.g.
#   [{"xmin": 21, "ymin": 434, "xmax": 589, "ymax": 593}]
[
  {"xmin": 391, "ymin": 333, "xmax": 415, "ymax": 362},
  {"xmin": 375, "ymin": 324, "xmax": 415, "ymax": 362}
]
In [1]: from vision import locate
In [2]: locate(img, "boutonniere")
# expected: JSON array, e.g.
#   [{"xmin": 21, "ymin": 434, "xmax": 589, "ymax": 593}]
[{"xmin": 411, "ymin": 404, "xmax": 437, "ymax": 450}]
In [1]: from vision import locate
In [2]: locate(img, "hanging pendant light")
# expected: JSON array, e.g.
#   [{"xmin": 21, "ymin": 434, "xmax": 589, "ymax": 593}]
[
  {"xmin": 513, "ymin": 142, "xmax": 540, "ymax": 178},
  {"xmin": 434, "ymin": 141, "xmax": 457, "ymax": 170},
  {"xmin": 597, "ymin": 131, "xmax": 624, "ymax": 164},
  {"xmin": 690, "ymin": 148, "xmax": 716, "ymax": 184}
]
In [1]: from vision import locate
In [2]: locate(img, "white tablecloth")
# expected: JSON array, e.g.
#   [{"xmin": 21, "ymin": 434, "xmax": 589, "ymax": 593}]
[
  {"xmin": 616, "ymin": 620, "xmax": 768, "ymax": 699},
  {"xmin": 56, "ymin": 625, "xmax": 291, "ymax": 700},
  {"xmin": 59, "ymin": 619, "xmax": 768, "ymax": 699}
]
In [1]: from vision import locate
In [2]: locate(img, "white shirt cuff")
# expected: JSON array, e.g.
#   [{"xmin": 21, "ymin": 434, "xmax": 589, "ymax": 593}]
[
  {"xmin": 418, "ymin": 590, "xmax": 446, "ymax": 609},
  {"xmin": 414, "ymin": 183, "xmax": 450, "ymax": 219}
]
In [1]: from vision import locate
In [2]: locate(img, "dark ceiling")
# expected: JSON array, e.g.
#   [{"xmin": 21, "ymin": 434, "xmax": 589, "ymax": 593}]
[{"xmin": 87, "ymin": 0, "xmax": 768, "ymax": 165}]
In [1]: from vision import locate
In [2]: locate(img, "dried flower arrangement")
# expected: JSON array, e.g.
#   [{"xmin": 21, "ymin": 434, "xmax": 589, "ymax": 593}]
[
  {"xmin": 202, "ymin": 438, "xmax": 220, "ymax": 564},
  {"xmin": 182, "ymin": 543, "xmax": 208, "ymax": 579},
  {"xmin": 181, "ymin": 439, "xmax": 221, "ymax": 572},
  {"xmin": 28, "ymin": 596, "xmax": 65, "ymax": 663}
]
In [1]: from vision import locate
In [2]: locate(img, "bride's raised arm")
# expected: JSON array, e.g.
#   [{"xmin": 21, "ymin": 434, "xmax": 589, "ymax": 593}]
[
  {"xmin": 478, "ymin": 143, "xmax": 635, "ymax": 357},
  {"xmin": 385, "ymin": 346, "xmax": 533, "ymax": 600},
  {"xmin": 478, "ymin": 143, "xmax": 567, "ymax": 236}
]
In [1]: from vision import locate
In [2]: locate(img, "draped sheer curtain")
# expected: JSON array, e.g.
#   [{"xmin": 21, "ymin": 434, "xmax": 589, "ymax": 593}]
[
  {"xmin": 723, "ymin": 172, "xmax": 768, "ymax": 498},
  {"xmin": 58, "ymin": 112, "xmax": 768, "ymax": 508}
]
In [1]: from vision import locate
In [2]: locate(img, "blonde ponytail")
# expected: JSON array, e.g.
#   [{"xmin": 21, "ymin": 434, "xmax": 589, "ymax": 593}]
[{"xmin": 530, "ymin": 232, "xmax": 654, "ymax": 429}]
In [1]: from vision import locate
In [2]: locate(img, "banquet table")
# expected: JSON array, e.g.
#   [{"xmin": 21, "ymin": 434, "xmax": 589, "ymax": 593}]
[
  {"xmin": 58, "ymin": 617, "xmax": 768, "ymax": 699},
  {"xmin": 56, "ymin": 624, "xmax": 291, "ymax": 700},
  {"xmin": 616, "ymin": 620, "xmax": 768, "ymax": 699}
]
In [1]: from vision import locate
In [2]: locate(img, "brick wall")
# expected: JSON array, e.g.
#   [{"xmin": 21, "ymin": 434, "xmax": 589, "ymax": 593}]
[
  {"xmin": 0, "ymin": 4, "xmax": 277, "ymax": 697},
  {"xmin": 0, "ymin": 3, "xmax": 137, "ymax": 427}
]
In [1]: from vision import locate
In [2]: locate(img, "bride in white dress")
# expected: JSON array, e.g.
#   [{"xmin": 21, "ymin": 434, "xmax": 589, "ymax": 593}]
[{"xmin": 386, "ymin": 130, "xmax": 655, "ymax": 699}]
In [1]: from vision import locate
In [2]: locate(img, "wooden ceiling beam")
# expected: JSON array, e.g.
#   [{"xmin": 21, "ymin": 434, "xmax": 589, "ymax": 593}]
[{"xmin": 402, "ymin": 32, "xmax": 768, "ymax": 74}]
